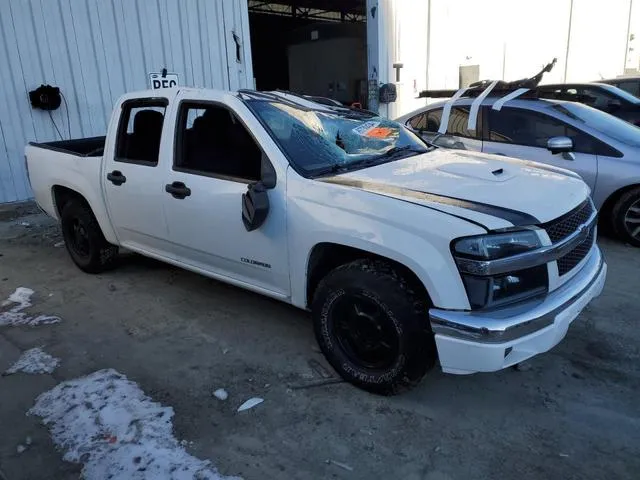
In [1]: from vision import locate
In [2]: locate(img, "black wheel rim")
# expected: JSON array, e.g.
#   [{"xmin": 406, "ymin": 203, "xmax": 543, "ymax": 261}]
[
  {"xmin": 65, "ymin": 218, "xmax": 91, "ymax": 258},
  {"xmin": 330, "ymin": 293, "xmax": 400, "ymax": 370}
]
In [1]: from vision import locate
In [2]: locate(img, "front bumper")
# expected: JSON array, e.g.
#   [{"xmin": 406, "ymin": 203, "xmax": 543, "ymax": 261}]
[{"xmin": 429, "ymin": 247, "xmax": 606, "ymax": 374}]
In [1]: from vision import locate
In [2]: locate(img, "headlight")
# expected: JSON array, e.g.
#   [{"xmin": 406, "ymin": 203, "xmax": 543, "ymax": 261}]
[
  {"xmin": 452, "ymin": 230, "xmax": 547, "ymax": 309},
  {"xmin": 460, "ymin": 265, "xmax": 548, "ymax": 309},
  {"xmin": 453, "ymin": 230, "xmax": 541, "ymax": 260}
]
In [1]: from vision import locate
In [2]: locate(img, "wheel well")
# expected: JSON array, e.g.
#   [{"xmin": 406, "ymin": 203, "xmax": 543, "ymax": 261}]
[
  {"xmin": 306, "ymin": 243, "xmax": 431, "ymax": 308},
  {"xmin": 52, "ymin": 185, "xmax": 90, "ymax": 217},
  {"xmin": 600, "ymin": 184, "xmax": 640, "ymax": 223}
]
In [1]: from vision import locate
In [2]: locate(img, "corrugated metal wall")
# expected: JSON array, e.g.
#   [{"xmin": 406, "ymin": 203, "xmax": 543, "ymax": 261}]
[{"xmin": 0, "ymin": 0, "xmax": 253, "ymax": 204}]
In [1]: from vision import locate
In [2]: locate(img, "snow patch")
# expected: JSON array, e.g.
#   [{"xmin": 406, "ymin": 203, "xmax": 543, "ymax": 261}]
[
  {"xmin": 0, "ymin": 287, "xmax": 61, "ymax": 326},
  {"xmin": 237, "ymin": 398, "xmax": 263, "ymax": 412},
  {"xmin": 29, "ymin": 369, "xmax": 237, "ymax": 480},
  {"xmin": 6, "ymin": 347, "xmax": 60, "ymax": 374},
  {"xmin": 212, "ymin": 389, "xmax": 228, "ymax": 401}
]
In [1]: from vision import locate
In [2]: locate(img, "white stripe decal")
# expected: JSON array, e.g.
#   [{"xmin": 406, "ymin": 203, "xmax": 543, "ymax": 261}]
[
  {"xmin": 438, "ymin": 87, "xmax": 469, "ymax": 134},
  {"xmin": 468, "ymin": 81, "xmax": 498, "ymax": 130},
  {"xmin": 492, "ymin": 88, "xmax": 530, "ymax": 111}
]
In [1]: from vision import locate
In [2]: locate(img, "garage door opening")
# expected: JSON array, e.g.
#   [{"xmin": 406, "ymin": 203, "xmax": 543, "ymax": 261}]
[{"xmin": 247, "ymin": 1, "xmax": 368, "ymax": 107}]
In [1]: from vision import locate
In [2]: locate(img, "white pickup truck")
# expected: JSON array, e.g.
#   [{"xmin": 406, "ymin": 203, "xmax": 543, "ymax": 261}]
[{"xmin": 25, "ymin": 88, "xmax": 607, "ymax": 394}]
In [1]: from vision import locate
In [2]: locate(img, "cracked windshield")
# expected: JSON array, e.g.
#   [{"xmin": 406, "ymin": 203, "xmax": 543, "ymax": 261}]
[{"xmin": 248, "ymin": 100, "xmax": 429, "ymax": 175}]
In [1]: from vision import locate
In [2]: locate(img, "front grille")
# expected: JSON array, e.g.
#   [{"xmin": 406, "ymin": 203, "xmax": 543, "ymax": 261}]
[
  {"xmin": 557, "ymin": 225, "xmax": 595, "ymax": 276},
  {"xmin": 544, "ymin": 200, "xmax": 595, "ymax": 243}
]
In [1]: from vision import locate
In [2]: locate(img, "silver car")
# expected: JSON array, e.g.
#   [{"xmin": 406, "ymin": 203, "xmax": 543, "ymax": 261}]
[{"xmin": 397, "ymin": 97, "xmax": 640, "ymax": 246}]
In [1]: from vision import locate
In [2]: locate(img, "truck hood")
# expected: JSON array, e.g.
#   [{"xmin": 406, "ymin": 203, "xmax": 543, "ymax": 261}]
[{"xmin": 321, "ymin": 149, "xmax": 589, "ymax": 229}]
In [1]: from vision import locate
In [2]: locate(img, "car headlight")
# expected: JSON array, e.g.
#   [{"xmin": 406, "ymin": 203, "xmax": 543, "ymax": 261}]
[
  {"xmin": 453, "ymin": 230, "xmax": 541, "ymax": 260},
  {"xmin": 452, "ymin": 231, "xmax": 548, "ymax": 309}
]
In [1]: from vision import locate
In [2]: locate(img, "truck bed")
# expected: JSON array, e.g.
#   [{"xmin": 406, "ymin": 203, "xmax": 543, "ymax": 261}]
[
  {"xmin": 25, "ymin": 140, "xmax": 105, "ymax": 222},
  {"xmin": 29, "ymin": 136, "xmax": 106, "ymax": 157}
]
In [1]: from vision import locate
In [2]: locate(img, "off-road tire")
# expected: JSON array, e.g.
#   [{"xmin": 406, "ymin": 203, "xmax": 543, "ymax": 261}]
[
  {"xmin": 312, "ymin": 259, "xmax": 436, "ymax": 395},
  {"xmin": 60, "ymin": 200, "xmax": 119, "ymax": 273}
]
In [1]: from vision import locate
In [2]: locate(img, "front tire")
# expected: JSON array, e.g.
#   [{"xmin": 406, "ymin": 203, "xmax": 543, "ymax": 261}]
[
  {"xmin": 312, "ymin": 259, "xmax": 436, "ymax": 395},
  {"xmin": 612, "ymin": 187, "xmax": 640, "ymax": 247},
  {"xmin": 60, "ymin": 200, "xmax": 119, "ymax": 273}
]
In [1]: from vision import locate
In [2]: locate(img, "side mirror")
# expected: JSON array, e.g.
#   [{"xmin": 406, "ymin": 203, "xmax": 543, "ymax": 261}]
[
  {"xmin": 547, "ymin": 136, "xmax": 573, "ymax": 154},
  {"xmin": 242, "ymin": 182, "xmax": 270, "ymax": 232},
  {"xmin": 242, "ymin": 154, "xmax": 276, "ymax": 232}
]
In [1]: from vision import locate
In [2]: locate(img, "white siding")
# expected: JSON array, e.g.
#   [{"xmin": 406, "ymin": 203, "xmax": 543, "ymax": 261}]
[{"xmin": 0, "ymin": 0, "xmax": 252, "ymax": 204}]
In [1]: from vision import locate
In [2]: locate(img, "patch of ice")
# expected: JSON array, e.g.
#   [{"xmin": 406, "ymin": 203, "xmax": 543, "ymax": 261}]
[
  {"xmin": 6, "ymin": 347, "xmax": 60, "ymax": 374},
  {"xmin": 29, "ymin": 369, "xmax": 237, "ymax": 480},
  {"xmin": 237, "ymin": 398, "xmax": 263, "ymax": 412},
  {"xmin": 212, "ymin": 389, "xmax": 228, "ymax": 401},
  {"xmin": 0, "ymin": 287, "xmax": 61, "ymax": 326},
  {"xmin": 16, "ymin": 444, "xmax": 26, "ymax": 454},
  {"xmin": 2, "ymin": 287, "xmax": 34, "ymax": 308}
]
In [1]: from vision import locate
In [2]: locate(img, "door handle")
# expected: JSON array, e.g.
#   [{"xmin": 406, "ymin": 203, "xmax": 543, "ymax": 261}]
[
  {"xmin": 165, "ymin": 181, "xmax": 191, "ymax": 199},
  {"xmin": 107, "ymin": 170, "xmax": 126, "ymax": 186}
]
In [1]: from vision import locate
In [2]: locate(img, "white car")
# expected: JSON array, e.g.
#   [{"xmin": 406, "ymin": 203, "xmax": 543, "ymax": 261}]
[{"xmin": 25, "ymin": 88, "xmax": 606, "ymax": 394}]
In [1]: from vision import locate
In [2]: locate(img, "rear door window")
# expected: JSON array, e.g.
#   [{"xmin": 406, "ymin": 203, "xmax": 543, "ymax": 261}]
[
  {"xmin": 408, "ymin": 107, "xmax": 477, "ymax": 138},
  {"xmin": 115, "ymin": 100, "xmax": 167, "ymax": 166},
  {"xmin": 407, "ymin": 109, "xmax": 443, "ymax": 132}
]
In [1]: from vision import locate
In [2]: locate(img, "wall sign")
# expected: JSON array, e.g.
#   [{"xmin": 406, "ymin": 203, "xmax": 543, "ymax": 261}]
[{"xmin": 149, "ymin": 72, "xmax": 179, "ymax": 89}]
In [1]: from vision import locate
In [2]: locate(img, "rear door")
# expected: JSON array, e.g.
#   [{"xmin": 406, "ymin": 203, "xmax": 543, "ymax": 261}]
[
  {"xmin": 102, "ymin": 97, "xmax": 170, "ymax": 253},
  {"xmin": 482, "ymin": 106, "xmax": 598, "ymax": 190},
  {"xmin": 405, "ymin": 106, "xmax": 483, "ymax": 151}
]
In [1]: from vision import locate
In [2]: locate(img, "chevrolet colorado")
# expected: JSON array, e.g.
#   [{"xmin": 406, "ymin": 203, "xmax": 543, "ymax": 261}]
[{"xmin": 25, "ymin": 89, "xmax": 607, "ymax": 394}]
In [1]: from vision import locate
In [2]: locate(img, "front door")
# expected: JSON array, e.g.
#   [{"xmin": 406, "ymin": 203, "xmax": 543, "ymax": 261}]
[
  {"xmin": 482, "ymin": 106, "xmax": 597, "ymax": 190},
  {"xmin": 161, "ymin": 97, "xmax": 289, "ymax": 297},
  {"xmin": 103, "ymin": 98, "xmax": 170, "ymax": 253}
]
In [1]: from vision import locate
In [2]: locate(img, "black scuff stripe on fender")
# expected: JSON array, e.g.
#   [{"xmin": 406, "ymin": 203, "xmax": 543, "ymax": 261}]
[{"xmin": 320, "ymin": 177, "xmax": 540, "ymax": 227}]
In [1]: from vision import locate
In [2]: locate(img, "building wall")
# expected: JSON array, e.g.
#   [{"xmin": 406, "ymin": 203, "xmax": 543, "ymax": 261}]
[
  {"xmin": 0, "ymin": 0, "xmax": 252, "ymax": 204},
  {"xmin": 369, "ymin": 0, "xmax": 638, "ymax": 118},
  {"xmin": 288, "ymin": 23, "xmax": 367, "ymax": 103}
]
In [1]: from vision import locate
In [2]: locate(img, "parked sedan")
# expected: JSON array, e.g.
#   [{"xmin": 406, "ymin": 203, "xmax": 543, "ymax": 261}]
[
  {"xmin": 600, "ymin": 76, "xmax": 640, "ymax": 98},
  {"xmin": 397, "ymin": 97, "xmax": 640, "ymax": 246},
  {"xmin": 537, "ymin": 83, "xmax": 640, "ymax": 126}
]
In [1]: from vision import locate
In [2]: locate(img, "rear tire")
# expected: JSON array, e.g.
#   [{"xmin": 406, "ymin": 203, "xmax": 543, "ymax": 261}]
[
  {"xmin": 312, "ymin": 259, "xmax": 436, "ymax": 395},
  {"xmin": 611, "ymin": 187, "xmax": 640, "ymax": 247},
  {"xmin": 60, "ymin": 200, "xmax": 119, "ymax": 273}
]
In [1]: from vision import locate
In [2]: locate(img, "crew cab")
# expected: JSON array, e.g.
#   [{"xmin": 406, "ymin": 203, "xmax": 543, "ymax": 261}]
[{"xmin": 25, "ymin": 88, "xmax": 607, "ymax": 394}]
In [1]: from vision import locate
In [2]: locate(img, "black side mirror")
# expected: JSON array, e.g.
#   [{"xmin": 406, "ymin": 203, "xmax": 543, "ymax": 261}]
[
  {"xmin": 242, "ymin": 182, "xmax": 270, "ymax": 232},
  {"xmin": 242, "ymin": 154, "xmax": 275, "ymax": 232}
]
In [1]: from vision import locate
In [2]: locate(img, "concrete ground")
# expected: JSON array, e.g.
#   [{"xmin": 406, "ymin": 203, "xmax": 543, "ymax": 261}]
[{"xmin": 0, "ymin": 206, "xmax": 638, "ymax": 480}]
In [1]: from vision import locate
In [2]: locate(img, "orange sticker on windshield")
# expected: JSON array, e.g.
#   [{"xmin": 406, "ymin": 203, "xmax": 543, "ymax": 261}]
[{"xmin": 366, "ymin": 127, "xmax": 395, "ymax": 138}]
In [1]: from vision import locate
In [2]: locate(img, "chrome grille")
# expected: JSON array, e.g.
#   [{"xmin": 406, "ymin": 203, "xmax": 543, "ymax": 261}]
[
  {"xmin": 544, "ymin": 200, "xmax": 594, "ymax": 244},
  {"xmin": 557, "ymin": 225, "xmax": 595, "ymax": 276}
]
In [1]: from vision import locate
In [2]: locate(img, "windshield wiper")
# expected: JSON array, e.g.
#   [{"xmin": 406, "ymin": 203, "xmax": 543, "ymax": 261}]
[
  {"xmin": 379, "ymin": 145, "xmax": 427, "ymax": 158},
  {"xmin": 309, "ymin": 163, "xmax": 349, "ymax": 177},
  {"xmin": 310, "ymin": 146, "xmax": 427, "ymax": 178}
]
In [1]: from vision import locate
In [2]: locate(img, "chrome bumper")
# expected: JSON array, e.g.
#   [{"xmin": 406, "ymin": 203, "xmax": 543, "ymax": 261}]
[{"xmin": 429, "ymin": 247, "xmax": 606, "ymax": 344}]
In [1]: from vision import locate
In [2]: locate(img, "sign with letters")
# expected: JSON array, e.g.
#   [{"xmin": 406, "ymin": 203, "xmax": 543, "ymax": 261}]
[{"xmin": 149, "ymin": 72, "xmax": 179, "ymax": 89}]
